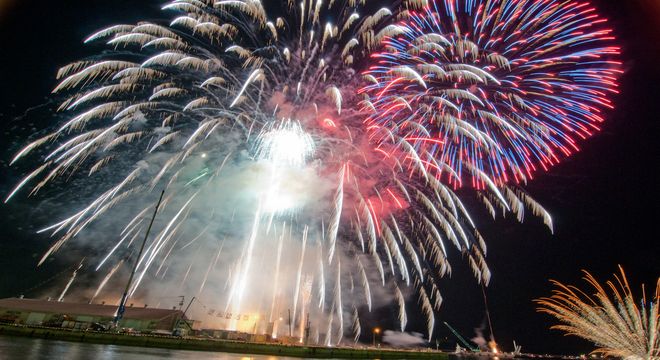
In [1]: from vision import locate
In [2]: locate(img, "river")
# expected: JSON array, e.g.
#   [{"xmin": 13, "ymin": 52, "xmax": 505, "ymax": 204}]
[{"xmin": 0, "ymin": 335, "xmax": 301, "ymax": 360}]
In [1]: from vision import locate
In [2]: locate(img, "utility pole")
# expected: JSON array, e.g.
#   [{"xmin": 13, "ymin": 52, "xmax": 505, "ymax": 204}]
[{"xmin": 113, "ymin": 190, "xmax": 165, "ymax": 327}]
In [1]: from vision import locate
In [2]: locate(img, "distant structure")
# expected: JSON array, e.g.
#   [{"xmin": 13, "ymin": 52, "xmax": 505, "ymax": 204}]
[{"xmin": 0, "ymin": 298, "xmax": 185, "ymax": 332}]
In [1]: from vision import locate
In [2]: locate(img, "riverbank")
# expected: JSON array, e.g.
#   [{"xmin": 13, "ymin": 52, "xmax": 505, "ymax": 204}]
[{"xmin": 0, "ymin": 324, "xmax": 448, "ymax": 359}]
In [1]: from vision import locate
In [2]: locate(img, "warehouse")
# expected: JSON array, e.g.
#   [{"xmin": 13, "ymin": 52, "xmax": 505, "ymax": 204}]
[{"xmin": 0, "ymin": 297, "xmax": 184, "ymax": 332}]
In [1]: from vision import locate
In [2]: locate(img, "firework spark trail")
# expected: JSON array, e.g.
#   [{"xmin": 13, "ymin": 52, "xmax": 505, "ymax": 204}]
[
  {"xmin": 352, "ymin": 307, "xmax": 361, "ymax": 343},
  {"xmin": 299, "ymin": 276, "xmax": 313, "ymax": 342},
  {"xmin": 227, "ymin": 201, "xmax": 262, "ymax": 330},
  {"xmin": 155, "ymin": 239, "xmax": 179, "ymax": 277},
  {"xmin": 96, "ymin": 226, "xmax": 139, "ymax": 271},
  {"xmin": 130, "ymin": 192, "xmax": 197, "ymax": 296},
  {"xmin": 327, "ymin": 164, "xmax": 345, "ymax": 263},
  {"xmin": 357, "ymin": 257, "xmax": 372, "ymax": 311},
  {"xmin": 418, "ymin": 284, "xmax": 435, "ymax": 342},
  {"xmin": 269, "ymin": 227, "xmax": 285, "ymax": 322},
  {"xmin": 317, "ymin": 244, "xmax": 326, "ymax": 310},
  {"xmin": 178, "ymin": 247, "xmax": 200, "ymax": 293},
  {"xmin": 395, "ymin": 285, "xmax": 407, "ymax": 332},
  {"xmin": 6, "ymin": 0, "xmax": 620, "ymax": 342},
  {"xmin": 335, "ymin": 256, "xmax": 343, "ymax": 346},
  {"xmin": 58, "ymin": 259, "xmax": 84, "ymax": 302},
  {"xmin": 325, "ymin": 301, "xmax": 335, "ymax": 347},
  {"xmin": 291, "ymin": 225, "xmax": 309, "ymax": 335},
  {"xmin": 198, "ymin": 241, "xmax": 224, "ymax": 295},
  {"xmin": 91, "ymin": 260, "xmax": 123, "ymax": 303}
]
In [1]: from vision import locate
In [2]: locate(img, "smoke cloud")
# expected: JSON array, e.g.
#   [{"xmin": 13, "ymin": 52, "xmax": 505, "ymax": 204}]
[{"xmin": 382, "ymin": 330, "xmax": 427, "ymax": 348}]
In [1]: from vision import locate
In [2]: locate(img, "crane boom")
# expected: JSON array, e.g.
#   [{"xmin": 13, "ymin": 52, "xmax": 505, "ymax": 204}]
[{"xmin": 443, "ymin": 322, "xmax": 479, "ymax": 352}]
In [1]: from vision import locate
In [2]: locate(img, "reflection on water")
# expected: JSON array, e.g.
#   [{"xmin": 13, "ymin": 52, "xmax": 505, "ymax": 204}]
[{"xmin": 0, "ymin": 336, "xmax": 298, "ymax": 360}]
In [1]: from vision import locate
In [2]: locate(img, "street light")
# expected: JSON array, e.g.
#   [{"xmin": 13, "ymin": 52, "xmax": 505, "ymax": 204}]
[{"xmin": 372, "ymin": 327, "xmax": 381, "ymax": 347}]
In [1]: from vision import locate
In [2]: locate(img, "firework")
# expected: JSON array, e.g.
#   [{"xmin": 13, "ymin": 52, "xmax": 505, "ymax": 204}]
[
  {"xmin": 362, "ymin": 0, "xmax": 622, "ymax": 187},
  {"xmin": 536, "ymin": 267, "xmax": 659, "ymax": 360},
  {"xmin": 6, "ymin": 0, "xmax": 619, "ymax": 342}
]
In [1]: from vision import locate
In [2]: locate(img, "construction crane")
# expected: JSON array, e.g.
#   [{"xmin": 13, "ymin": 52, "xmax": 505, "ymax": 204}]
[
  {"xmin": 113, "ymin": 190, "xmax": 165, "ymax": 327},
  {"xmin": 443, "ymin": 322, "xmax": 479, "ymax": 352}
]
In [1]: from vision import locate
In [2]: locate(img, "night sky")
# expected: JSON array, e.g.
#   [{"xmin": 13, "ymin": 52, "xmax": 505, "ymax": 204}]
[{"xmin": 0, "ymin": 0, "xmax": 658, "ymax": 356}]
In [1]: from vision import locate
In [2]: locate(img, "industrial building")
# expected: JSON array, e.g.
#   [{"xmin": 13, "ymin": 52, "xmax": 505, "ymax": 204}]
[{"xmin": 0, "ymin": 297, "xmax": 184, "ymax": 332}]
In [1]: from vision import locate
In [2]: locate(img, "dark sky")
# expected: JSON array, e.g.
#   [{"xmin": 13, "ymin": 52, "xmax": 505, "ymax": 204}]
[{"xmin": 0, "ymin": 0, "xmax": 658, "ymax": 356}]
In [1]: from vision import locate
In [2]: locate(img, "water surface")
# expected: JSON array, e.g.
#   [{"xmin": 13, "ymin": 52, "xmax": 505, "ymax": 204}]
[{"xmin": 0, "ymin": 335, "xmax": 299, "ymax": 360}]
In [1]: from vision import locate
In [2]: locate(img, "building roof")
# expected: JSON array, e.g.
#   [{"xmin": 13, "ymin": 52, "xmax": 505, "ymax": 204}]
[{"xmin": 0, "ymin": 298, "xmax": 184, "ymax": 321}]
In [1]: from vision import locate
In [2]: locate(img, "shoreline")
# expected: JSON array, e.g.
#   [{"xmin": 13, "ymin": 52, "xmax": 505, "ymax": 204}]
[{"xmin": 0, "ymin": 324, "xmax": 448, "ymax": 359}]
